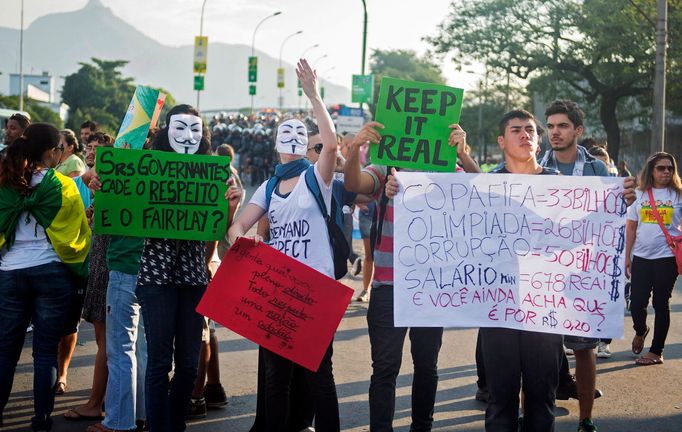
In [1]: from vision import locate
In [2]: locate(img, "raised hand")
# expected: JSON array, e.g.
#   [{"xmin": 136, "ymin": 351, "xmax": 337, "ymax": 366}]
[{"xmin": 296, "ymin": 58, "xmax": 318, "ymax": 99}]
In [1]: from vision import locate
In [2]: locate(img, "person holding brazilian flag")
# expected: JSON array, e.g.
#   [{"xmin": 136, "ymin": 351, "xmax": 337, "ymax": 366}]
[{"xmin": 0, "ymin": 123, "xmax": 91, "ymax": 432}]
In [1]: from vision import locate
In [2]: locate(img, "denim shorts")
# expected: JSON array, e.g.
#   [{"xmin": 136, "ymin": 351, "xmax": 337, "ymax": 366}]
[{"xmin": 564, "ymin": 335, "xmax": 599, "ymax": 350}]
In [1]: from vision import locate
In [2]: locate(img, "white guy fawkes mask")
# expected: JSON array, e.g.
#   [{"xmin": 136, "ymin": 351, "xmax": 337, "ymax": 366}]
[
  {"xmin": 168, "ymin": 114, "xmax": 203, "ymax": 154},
  {"xmin": 275, "ymin": 119, "xmax": 308, "ymax": 156}
]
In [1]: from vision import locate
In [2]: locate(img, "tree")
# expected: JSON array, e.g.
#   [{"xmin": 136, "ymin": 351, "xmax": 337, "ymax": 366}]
[
  {"xmin": 427, "ymin": 0, "xmax": 681, "ymax": 162},
  {"xmin": 0, "ymin": 94, "xmax": 63, "ymax": 128},
  {"xmin": 368, "ymin": 49, "xmax": 446, "ymax": 116}
]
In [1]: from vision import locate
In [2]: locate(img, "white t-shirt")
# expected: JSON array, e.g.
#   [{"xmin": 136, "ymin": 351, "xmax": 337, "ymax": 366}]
[
  {"xmin": 627, "ymin": 187, "xmax": 682, "ymax": 259},
  {"xmin": 250, "ymin": 164, "xmax": 335, "ymax": 278},
  {"xmin": 0, "ymin": 170, "xmax": 60, "ymax": 270}
]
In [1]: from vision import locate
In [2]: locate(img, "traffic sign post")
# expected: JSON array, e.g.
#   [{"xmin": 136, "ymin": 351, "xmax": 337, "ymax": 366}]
[
  {"xmin": 277, "ymin": 68, "xmax": 285, "ymax": 89},
  {"xmin": 249, "ymin": 84, "xmax": 256, "ymax": 96},
  {"xmin": 193, "ymin": 36, "xmax": 208, "ymax": 74},
  {"xmin": 194, "ymin": 75, "xmax": 205, "ymax": 91},
  {"xmin": 352, "ymin": 74, "xmax": 374, "ymax": 104},
  {"xmin": 248, "ymin": 56, "xmax": 258, "ymax": 83}
]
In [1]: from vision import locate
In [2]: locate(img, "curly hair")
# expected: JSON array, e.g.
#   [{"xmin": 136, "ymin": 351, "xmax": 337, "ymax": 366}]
[{"xmin": 0, "ymin": 123, "xmax": 60, "ymax": 195}]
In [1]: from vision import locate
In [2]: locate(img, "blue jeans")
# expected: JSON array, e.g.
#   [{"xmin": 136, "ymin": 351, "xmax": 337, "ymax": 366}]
[
  {"xmin": 136, "ymin": 283, "xmax": 206, "ymax": 432},
  {"xmin": 0, "ymin": 262, "xmax": 74, "ymax": 431},
  {"xmin": 367, "ymin": 285, "xmax": 443, "ymax": 432},
  {"xmin": 480, "ymin": 327, "xmax": 562, "ymax": 432},
  {"xmin": 104, "ymin": 271, "xmax": 147, "ymax": 431}
]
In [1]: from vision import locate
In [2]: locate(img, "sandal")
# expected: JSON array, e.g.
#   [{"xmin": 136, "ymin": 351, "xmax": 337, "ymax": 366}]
[
  {"xmin": 631, "ymin": 326, "xmax": 650, "ymax": 355},
  {"xmin": 635, "ymin": 354, "xmax": 664, "ymax": 366},
  {"xmin": 63, "ymin": 408, "xmax": 105, "ymax": 421},
  {"xmin": 55, "ymin": 381, "xmax": 67, "ymax": 395},
  {"xmin": 86, "ymin": 423, "xmax": 126, "ymax": 432}
]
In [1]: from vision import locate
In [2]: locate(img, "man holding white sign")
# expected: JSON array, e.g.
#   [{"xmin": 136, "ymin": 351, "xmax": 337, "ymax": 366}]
[
  {"xmin": 344, "ymin": 120, "xmax": 479, "ymax": 432},
  {"xmin": 390, "ymin": 109, "xmax": 629, "ymax": 431}
]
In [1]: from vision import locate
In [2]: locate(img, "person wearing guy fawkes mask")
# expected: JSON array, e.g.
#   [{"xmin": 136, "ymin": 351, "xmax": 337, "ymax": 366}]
[
  {"xmin": 229, "ymin": 59, "xmax": 341, "ymax": 432},
  {"xmin": 135, "ymin": 105, "xmax": 243, "ymax": 432}
]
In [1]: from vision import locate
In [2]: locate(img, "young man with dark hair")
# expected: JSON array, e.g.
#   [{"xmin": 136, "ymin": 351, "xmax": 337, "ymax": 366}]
[
  {"xmin": 541, "ymin": 99, "xmax": 636, "ymax": 432},
  {"xmin": 478, "ymin": 109, "xmax": 564, "ymax": 431},
  {"xmin": 344, "ymin": 120, "xmax": 479, "ymax": 432},
  {"xmin": 80, "ymin": 120, "xmax": 99, "ymax": 148}
]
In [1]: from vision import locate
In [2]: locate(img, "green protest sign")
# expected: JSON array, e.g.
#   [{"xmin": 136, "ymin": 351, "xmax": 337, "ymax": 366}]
[
  {"xmin": 94, "ymin": 147, "xmax": 231, "ymax": 241},
  {"xmin": 352, "ymin": 74, "xmax": 374, "ymax": 104},
  {"xmin": 371, "ymin": 77, "xmax": 464, "ymax": 172}
]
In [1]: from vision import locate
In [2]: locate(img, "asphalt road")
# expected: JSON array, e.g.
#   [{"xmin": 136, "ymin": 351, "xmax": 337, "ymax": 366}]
[{"xmin": 3, "ymin": 183, "xmax": 682, "ymax": 431}]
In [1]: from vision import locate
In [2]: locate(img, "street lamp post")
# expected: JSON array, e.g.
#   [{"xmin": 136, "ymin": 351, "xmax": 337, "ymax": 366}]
[
  {"xmin": 278, "ymin": 30, "xmax": 303, "ymax": 111},
  {"xmin": 320, "ymin": 67, "xmax": 336, "ymax": 102},
  {"xmin": 196, "ymin": 0, "xmax": 208, "ymax": 110},
  {"xmin": 312, "ymin": 54, "xmax": 328, "ymax": 69},
  {"xmin": 360, "ymin": 0, "xmax": 368, "ymax": 76},
  {"xmin": 251, "ymin": 11, "xmax": 282, "ymax": 114},
  {"xmin": 18, "ymin": 0, "xmax": 24, "ymax": 112}
]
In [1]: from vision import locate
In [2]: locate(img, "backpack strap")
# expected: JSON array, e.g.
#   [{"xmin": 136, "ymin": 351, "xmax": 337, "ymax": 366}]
[
  {"xmin": 370, "ymin": 166, "xmax": 393, "ymax": 255},
  {"xmin": 304, "ymin": 165, "xmax": 331, "ymax": 221},
  {"xmin": 264, "ymin": 176, "xmax": 281, "ymax": 210}
]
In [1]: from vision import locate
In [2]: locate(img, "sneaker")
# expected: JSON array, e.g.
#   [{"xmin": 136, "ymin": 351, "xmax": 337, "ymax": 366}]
[
  {"xmin": 204, "ymin": 383, "xmax": 228, "ymax": 408},
  {"xmin": 564, "ymin": 346, "xmax": 574, "ymax": 356},
  {"xmin": 577, "ymin": 418, "xmax": 598, "ymax": 432},
  {"xmin": 351, "ymin": 257, "xmax": 362, "ymax": 276},
  {"xmin": 596, "ymin": 342, "xmax": 612, "ymax": 359},
  {"xmin": 356, "ymin": 289, "xmax": 369, "ymax": 302},
  {"xmin": 26, "ymin": 324, "xmax": 33, "ymax": 333},
  {"xmin": 475, "ymin": 386, "xmax": 488, "ymax": 402},
  {"xmin": 187, "ymin": 397, "xmax": 207, "ymax": 419}
]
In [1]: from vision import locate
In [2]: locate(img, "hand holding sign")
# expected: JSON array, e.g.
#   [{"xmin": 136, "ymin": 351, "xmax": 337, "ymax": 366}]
[
  {"xmin": 372, "ymin": 77, "xmax": 464, "ymax": 172},
  {"xmin": 448, "ymin": 124, "xmax": 468, "ymax": 158},
  {"xmin": 386, "ymin": 167, "xmax": 400, "ymax": 199},
  {"xmin": 352, "ymin": 121, "xmax": 384, "ymax": 147}
]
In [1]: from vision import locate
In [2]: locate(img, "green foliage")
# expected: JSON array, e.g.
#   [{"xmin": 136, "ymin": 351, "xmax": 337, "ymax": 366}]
[
  {"xmin": 368, "ymin": 49, "xmax": 446, "ymax": 116},
  {"xmin": 0, "ymin": 94, "xmax": 63, "ymax": 128},
  {"xmin": 62, "ymin": 58, "xmax": 176, "ymax": 134},
  {"xmin": 427, "ymin": 0, "xmax": 681, "ymax": 161}
]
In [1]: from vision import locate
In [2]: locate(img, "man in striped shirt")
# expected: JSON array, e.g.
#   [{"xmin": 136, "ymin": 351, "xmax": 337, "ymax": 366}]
[{"xmin": 344, "ymin": 121, "xmax": 480, "ymax": 431}]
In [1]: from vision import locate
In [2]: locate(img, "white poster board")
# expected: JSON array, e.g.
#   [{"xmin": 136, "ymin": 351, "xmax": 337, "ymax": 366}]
[
  {"xmin": 336, "ymin": 115, "xmax": 364, "ymax": 135},
  {"xmin": 394, "ymin": 172, "xmax": 627, "ymax": 338}
]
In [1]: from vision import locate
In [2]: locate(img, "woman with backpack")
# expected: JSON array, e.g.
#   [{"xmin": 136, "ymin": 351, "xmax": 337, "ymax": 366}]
[{"xmin": 228, "ymin": 58, "xmax": 340, "ymax": 432}]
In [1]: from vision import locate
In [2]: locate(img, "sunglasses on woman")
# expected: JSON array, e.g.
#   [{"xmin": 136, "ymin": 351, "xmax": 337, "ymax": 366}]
[
  {"xmin": 655, "ymin": 165, "xmax": 674, "ymax": 172},
  {"xmin": 307, "ymin": 143, "xmax": 323, "ymax": 154}
]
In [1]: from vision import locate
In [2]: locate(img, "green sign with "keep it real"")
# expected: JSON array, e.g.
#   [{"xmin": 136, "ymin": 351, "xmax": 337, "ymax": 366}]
[{"xmin": 372, "ymin": 77, "xmax": 464, "ymax": 172}]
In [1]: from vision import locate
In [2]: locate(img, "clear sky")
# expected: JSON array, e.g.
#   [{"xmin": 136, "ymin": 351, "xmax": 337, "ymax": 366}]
[{"xmin": 0, "ymin": 0, "xmax": 481, "ymax": 92}]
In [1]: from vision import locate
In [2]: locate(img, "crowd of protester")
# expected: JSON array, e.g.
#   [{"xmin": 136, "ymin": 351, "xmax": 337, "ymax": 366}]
[{"xmin": 0, "ymin": 59, "xmax": 678, "ymax": 432}]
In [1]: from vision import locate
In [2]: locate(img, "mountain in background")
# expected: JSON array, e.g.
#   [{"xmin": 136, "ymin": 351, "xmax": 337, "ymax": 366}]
[{"xmin": 0, "ymin": 0, "xmax": 350, "ymax": 111}]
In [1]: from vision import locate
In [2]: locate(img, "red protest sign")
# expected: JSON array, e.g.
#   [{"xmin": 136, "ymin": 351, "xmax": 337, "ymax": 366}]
[{"xmin": 197, "ymin": 238, "xmax": 353, "ymax": 371}]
